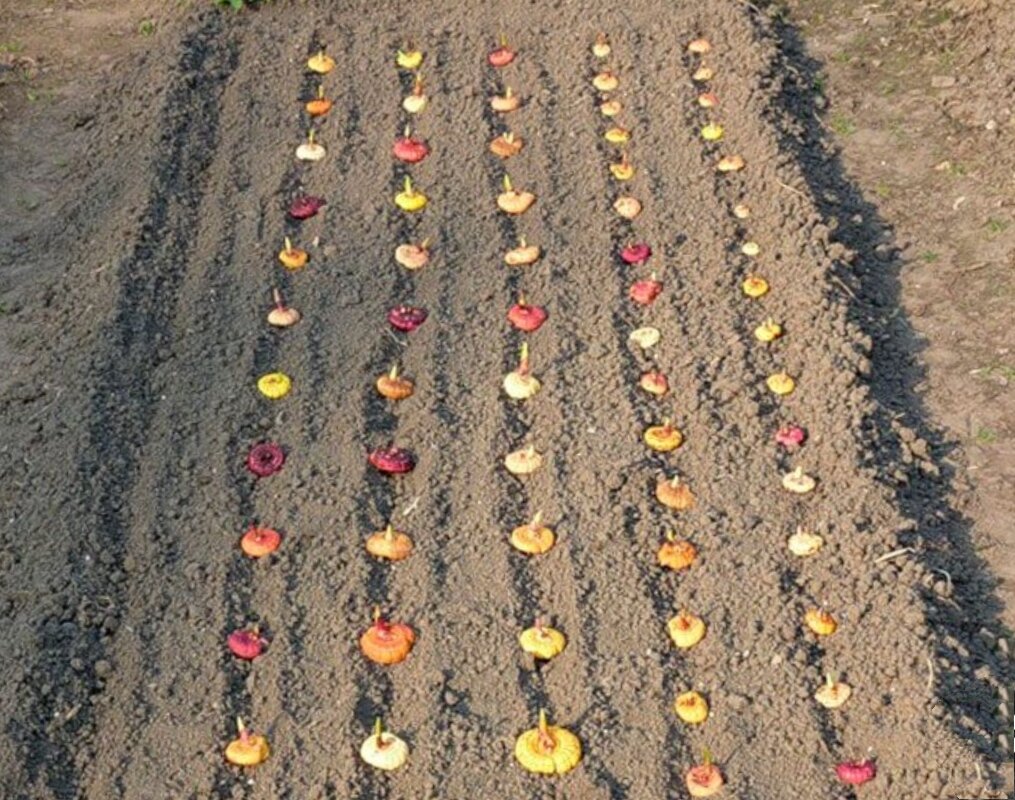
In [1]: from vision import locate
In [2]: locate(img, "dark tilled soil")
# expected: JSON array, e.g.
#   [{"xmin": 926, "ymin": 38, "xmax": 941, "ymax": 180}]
[{"xmin": 0, "ymin": 2, "xmax": 1011, "ymax": 798}]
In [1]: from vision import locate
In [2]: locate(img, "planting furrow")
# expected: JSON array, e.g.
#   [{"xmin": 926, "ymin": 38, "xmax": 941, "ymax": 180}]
[
  {"xmin": 620, "ymin": 33, "xmax": 746, "ymax": 798},
  {"xmin": 493, "ymin": 67, "xmax": 614, "ymax": 800},
  {"xmin": 236, "ymin": 28, "xmax": 338, "ymax": 800},
  {"xmin": 483, "ymin": 34, "xmax": 630, "ymax": 796},
  {"xmin": 375, "ymin": 30, "xmax": 489, "ymax": 797}
]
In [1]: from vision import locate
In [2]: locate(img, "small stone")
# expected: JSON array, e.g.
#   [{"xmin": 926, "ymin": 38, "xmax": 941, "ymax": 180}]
[
  {"xmin": 726, "ymin": 693, "xmax": 751, "ymax": 710},
  {"xmin": 897, "ymin": 425, "xmax": 917, "ymax": 443},
  {"xmin": 94, "ymin": 659, "xmax": 113, "ymax": 678},
  {"xmin": 931, "ymin": 75, "xmax": 956, "ymax": 89},
  {"xmin": 450, "ymin": 720, "xmax": 469, "ymax": 741},
  {"xmin": 875, "ymin": 243, "xmax": 894, "ymax": 262}
]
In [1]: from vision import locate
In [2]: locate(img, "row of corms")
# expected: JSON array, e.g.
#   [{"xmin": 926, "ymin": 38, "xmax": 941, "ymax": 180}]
[
  {"xmin": 355, "ymin": 38, "xmax": 430, "ymax": 772},
  {"xmin": 219, "ymin": 35, "xmax": 877, "ymax": 793},
  {"xmin": 220, "ymin": 43, "xmax": 337, "ymax": 769},
  {"xmin": 484, "ymin": 37, "xmax": 586, "ymax": 777}
]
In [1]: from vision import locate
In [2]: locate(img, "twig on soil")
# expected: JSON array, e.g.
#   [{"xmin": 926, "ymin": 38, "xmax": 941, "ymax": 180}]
[
  {"xmin": 386, "ymin": 330, "xmax": 409, "ymax": 347},
  {"xmin": 926, "ymin": 653, "xmax": 935, "ymax": 692},
  {"xmin": 874, "ymin": 546, "xmax": 916, "ymax": 563},
  {"xmin": 25, "ymin": 385, "xmax": 64, "ymax": 424},
  {"xmin": 931, "ymin": 567, "xmax": 953, "ymax": 596},
  {"xmin": 830, "ymin": 275, "xmax": 858, "ymax": 300},
  {"xmin": 401, "ymin": 495, "xmax": 421, "ymax": 516},
  {"xmin": 718, "ymin": 740, "xmax": 745, "ymax": 767},
  {"xmin": 54, "ymin": 704, "xmax": 80, "ymax": 727},
  {"xmin": 776, "ymin": 179, "xmax": 807, "ymax": 198}
]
